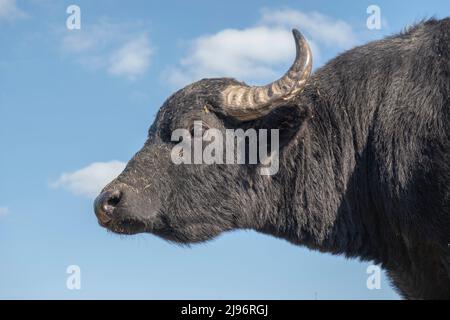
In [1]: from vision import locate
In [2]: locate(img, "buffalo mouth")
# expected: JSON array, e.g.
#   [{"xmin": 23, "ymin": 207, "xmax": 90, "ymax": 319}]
[{"xmin": 100, "ymin": 217, "xmax": 148, "ymax": 235}]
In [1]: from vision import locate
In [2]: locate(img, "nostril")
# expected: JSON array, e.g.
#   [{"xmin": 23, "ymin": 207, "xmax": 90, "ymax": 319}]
[
  {"xmin": 107, "ymin": 191, "xmax": 122, "ymax": 207},
  {"xmin": 94, "ymin": 190, "xmax": 123, "ymax": 224},
  {"xmin": 102, "ymin": 190, "xmax": 122, "ymax": 214}
]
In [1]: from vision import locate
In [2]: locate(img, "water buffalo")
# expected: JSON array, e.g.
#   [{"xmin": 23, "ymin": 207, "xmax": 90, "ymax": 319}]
[{"xmin": 94, "ymin": 18, "xmax": 450, "ymax": 299}]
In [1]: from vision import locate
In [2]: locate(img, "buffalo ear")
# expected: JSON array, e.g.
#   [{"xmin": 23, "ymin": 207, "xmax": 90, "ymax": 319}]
[{"xmin": 256, "ymin": 104, "xmax": 312, "ymax": 148}]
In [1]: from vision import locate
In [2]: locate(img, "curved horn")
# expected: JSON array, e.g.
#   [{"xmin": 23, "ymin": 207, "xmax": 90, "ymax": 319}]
[{"xmin": 221, "ymin": 29, "xmax": 312, "ymax": 121}]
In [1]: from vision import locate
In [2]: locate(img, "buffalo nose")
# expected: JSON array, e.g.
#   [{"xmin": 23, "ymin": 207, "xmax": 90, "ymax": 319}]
[{"xmin": 94, "ymin": 190, "xmax": 122, "ymax": 225}]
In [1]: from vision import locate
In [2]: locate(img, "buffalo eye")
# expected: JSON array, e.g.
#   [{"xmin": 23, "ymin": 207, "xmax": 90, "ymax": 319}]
[{"xmin": 189, "ymin": 121, "xmax": 210, "ymax": 139}]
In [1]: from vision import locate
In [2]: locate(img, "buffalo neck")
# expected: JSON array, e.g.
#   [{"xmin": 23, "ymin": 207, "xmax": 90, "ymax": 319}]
[{"xmin": 257, "ymin": 77, "xmax": 389, "ymax": 265}]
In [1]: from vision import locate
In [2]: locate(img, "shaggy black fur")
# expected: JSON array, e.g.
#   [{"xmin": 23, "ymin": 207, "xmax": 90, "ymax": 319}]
[{"xmin": 96, "ymin": 18, "xmax": 450, "ymax": 299}]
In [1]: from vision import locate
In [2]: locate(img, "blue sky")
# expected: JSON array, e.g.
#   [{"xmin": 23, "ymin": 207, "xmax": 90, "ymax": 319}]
[{"xmin": 1, "ymin": 0, "xmax": 449, "ymax": 299}]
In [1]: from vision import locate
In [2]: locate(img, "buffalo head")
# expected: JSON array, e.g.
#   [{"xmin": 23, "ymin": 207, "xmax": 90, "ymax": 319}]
[{"xmin": 93, "ymin": 29, "xmax": 313, "ymax": 243}]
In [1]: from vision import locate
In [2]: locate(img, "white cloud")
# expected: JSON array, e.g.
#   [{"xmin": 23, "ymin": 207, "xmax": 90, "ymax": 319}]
[
  {"xmin": 167, "ymin": 27, "xmax": 294, "ymax": 85},
  {"xmin": 52, "ymin": 161, "xmax": 126, "ymax": 199},
  {"xmin": 165, "ymin": 9, "xmax": 357, "ymax": 88},
  {"xmin": 0, "ymin": 0, "xmax": 25, "ymax": 21},
  {"xmin": 61, "ymin": 20, "xmax": 153, "ymax": 79},
  {"xmin": 61, "ymin": 20, "xmax": 119, "ymax": 54},
  {"xmin": 108, "ymin": 35, "xmax": 153, "ymax": 79},
  {"xmin": 259, "ymin": 8, "xmax": 357, "ymax": 49},
  {"xmin": 0, "ymin": 207, "xmax": 9, "ymax": 217}
]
